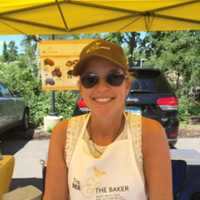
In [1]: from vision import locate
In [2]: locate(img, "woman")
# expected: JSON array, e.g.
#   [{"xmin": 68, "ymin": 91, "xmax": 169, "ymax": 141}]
[{"xmin": 43, "ymin": 39, "xmax": 173, "ymax": 200}]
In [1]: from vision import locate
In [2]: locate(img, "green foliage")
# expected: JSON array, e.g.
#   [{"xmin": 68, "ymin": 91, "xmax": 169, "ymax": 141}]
[
  {"xmin": 2, "ymin": 42, "xmax": 9, "ymax": 61},
  {"xmin": 0, "ymin": 61, "xmax": 40, "ymax": 98},
  {"xmin": 2, "ymin": 41, "xmax": 18, "ymax": 62},
  {"xmin": 178, "ymin": 96, "xmax": 200, "ymax": 122},
  {"xmin": 55, "ymin": 91, "xmax": 78, "ymax": 119},
  {"xmin": 28, "ymin": 91, "xmax": 77, "ymax": 125},
  {"xmin": 178, "ymin": 96, "xmax": 191, "ymax": 122},
  {"xmin": 28, "ymin": 93, "xmax": 50, "ymax": 125}
]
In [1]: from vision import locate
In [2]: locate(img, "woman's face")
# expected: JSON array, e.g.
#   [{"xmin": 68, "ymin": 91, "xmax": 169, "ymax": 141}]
[{"xmin": 79, "ymin": 57, "xmax": 131, "ymax": 117}]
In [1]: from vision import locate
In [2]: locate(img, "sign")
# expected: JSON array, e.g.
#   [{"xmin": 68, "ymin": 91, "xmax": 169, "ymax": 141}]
[{"xmin": 39, "ymin": 39, "xmax": 93, "ymax": 91}]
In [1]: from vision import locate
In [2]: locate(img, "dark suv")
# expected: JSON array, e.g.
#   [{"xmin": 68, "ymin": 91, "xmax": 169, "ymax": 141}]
[
  {"xmin": 126, "ymin": 68, "xmax": 179, "ymax": 147},
  {"xmin": 73, "ymin": 68, "xmax": 179, "ymax": 148}
]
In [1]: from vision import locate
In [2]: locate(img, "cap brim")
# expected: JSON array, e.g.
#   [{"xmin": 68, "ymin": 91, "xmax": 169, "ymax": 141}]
[{"xmin": 72, "ymin": 53, "xmax": 127, "ymax": 76}]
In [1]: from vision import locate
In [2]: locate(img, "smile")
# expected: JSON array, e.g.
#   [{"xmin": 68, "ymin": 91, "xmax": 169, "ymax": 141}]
[{"xmin": 92, "ymin": 97, "xmax": 115, "ymax": 103}]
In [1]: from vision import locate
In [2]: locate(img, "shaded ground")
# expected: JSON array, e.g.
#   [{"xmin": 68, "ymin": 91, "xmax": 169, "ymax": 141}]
[{"xmin": 10, "ymin": 178, "xmax": 43, "ymax": 192}]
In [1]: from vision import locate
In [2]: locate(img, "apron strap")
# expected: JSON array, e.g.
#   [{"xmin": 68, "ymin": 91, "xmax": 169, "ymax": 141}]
[{"xmin": 65, "ymin": 114, "xmax": 89, "ymax": 167}]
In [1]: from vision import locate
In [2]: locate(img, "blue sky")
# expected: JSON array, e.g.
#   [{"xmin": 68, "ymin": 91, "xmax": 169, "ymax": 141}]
[{"xmin": 0, "ymin": 35, "xmax": 24, "ymax": 54}]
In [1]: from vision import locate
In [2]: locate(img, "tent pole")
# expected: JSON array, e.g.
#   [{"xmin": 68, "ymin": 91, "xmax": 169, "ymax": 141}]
[{"xmin": 49, "ymin": 35, "xmax": 58, "ymax": 116}]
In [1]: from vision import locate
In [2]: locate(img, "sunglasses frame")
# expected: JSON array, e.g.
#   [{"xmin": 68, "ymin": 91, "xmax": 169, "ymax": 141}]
[{"xmin": 80, "ymin": 71, "xmax": 127, "ymax": 88}]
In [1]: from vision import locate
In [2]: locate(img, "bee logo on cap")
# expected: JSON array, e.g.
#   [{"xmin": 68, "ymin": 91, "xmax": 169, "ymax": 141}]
[{"xmin": 86, "ymin": 41, "xmax": 111, "ymax": 54}]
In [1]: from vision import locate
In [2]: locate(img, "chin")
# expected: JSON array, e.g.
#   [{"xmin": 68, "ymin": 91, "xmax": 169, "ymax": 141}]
[{"xmin": 91, "ymin": 107, "xmax": 124, "ymax": 117}]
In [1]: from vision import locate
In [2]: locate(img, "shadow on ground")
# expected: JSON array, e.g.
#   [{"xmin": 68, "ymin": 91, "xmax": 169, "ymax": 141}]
[
  {"xmin": 10, "ymin": 178, "xmax": 44, "ymax": 192},
  {"xmin": 0, "ymin": 128, "xmax": 35, "ymax": 155}
]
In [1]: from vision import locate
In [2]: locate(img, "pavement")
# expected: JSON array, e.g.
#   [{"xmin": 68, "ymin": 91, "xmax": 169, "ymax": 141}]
[
  {"xmin": 173, "ymin": 138, "xmax": 200, "ymax": 165},
  {"xmin": 1, "ymin": 133, "xmax": 50, "ymax": 191},
  {"xmin": 176, "ymin": 138, "xmax": 200, "ymax": 153},
  {"xmin": 12, "ymin": 139, "xmax": 49, "ymax": 179}
]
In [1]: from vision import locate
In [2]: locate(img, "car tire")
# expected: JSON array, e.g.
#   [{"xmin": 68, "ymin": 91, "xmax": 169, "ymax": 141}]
[{"xmin": 169, "ymin": 141, "xmax": 177, "ymax": 149}]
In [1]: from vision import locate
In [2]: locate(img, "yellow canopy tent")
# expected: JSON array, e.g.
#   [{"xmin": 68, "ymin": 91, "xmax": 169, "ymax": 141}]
[{"xmin": 0, "ymin": 0, "xmax": 200, "ymax": 34}]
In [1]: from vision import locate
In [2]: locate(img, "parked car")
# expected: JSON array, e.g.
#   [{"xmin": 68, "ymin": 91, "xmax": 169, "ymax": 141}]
[
  {"xmin": 73, "ymin": 68, "xmax": 179, "ymax": 148},
  {"xmin": 126, "ymin": 68, "xmax": 179, "ymax": 148},
  {"xmin": 0, "ymin": 82, "xmax": 29, "ymax": 135}
]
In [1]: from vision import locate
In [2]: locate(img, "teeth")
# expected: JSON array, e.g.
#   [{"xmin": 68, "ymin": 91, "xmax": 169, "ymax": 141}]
[{"xmin": 94, "ymin": 97, "xmax": 112, "ymax": 102}]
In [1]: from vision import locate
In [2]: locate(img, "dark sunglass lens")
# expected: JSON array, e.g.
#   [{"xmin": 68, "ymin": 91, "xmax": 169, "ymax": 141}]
[
  {"xmin": 81, "ymin": 74, "xmax": 99, "ymax": 88},
  {"xmin": 107, "ymin": 73, "xmax": 125, "ymax": 86}
]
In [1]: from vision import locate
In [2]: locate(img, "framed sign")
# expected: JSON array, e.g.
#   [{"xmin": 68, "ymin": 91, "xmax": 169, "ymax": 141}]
[{"xmin": 39, "ymin": 39, "xmax": 93, "ymax": 91}]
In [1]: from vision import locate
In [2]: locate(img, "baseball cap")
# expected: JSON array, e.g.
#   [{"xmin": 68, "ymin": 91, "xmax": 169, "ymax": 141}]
[{"xmin": 72, "ymin": 39, "xmax": 128, "ymax": 76}]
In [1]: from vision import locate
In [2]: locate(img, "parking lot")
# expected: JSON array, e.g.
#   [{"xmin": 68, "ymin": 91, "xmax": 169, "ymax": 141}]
[
  {"xmin": 0, "ymin": 129, "xmax": 49, "ymax": 191},
  {"xmin": 1, "ymin": 129, "xmax": 200, "ymax": 192}
]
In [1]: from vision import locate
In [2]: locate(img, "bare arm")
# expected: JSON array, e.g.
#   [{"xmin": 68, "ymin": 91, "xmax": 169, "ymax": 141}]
[
  {"xmin": 43, "ymin": 120, "xmax": 69, "ymax": 200},
  {"xmin": 142, "ymin": 118, "xmax": 173, "ymax": 200}
]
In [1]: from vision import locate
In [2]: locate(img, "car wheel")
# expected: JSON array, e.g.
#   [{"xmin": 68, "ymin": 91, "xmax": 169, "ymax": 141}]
[
  {"xmin": 169, "ymin": 141, "xmax": 177, "ymax": 149},
  {"xmin": 22, "ymin": 109, "xmax": 30, "ymax": 130}
]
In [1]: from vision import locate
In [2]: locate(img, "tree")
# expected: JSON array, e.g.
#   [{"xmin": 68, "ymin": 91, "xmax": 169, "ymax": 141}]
[
  {"xmin": 2, "ymin": 41, "xmax": 18, "ymax": 62},
  {"xmin": 19, "ymin": 35, "xmax": 38, "ymax": 76},
  {"xmin": 2, "ymin": 42, "xmax": 9, "ymax": 62},
  {"xmin": 139, "ymin": 31, "xmax": 200, "ymax": 96}
]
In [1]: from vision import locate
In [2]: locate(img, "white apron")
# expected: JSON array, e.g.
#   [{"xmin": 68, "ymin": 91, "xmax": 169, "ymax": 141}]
[{"xmin": 68, "ymin": 115, "xmax": 147, "ymax": 200}]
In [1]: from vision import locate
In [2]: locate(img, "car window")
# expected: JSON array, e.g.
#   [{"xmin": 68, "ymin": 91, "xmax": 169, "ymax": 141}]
[
  {"xmin": 130, "ymin": 71, "xmax": 172, "ymax": 93},
  {"xmin": 131, "ymin": 79, "xmax": 156, "ymax": 93},
  {"xmin": 0, "ymin": 84, "xmax": 12, "ymax": 97},
  {"xmin": 154, "ymin": 74, "xmax": 172, "ymax": 93}
]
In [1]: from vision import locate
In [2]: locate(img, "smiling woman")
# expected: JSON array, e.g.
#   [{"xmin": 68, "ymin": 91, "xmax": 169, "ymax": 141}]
[{"xmin": 43, "ymin": 39, "xmax": 173, "ymax": 200}]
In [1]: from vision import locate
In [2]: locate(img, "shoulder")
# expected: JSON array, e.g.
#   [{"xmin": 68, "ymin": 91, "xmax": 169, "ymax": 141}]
[
  {"xmin": 51, "ymin": 120, "xmax": 68, "ymax": 138},
  {"xmin": 50, "ymin": 120, "xmax": 68, "ymax": 151},
  {"xmin": 53, "ymin": 120, "xmax": 68, "ymax": 133},
  {"xmin": 126, "ymin": 112, "xmax": 164, "ymax": 135},
  {"xmin": 141, "ymin": 116, "xmax": 168, "ymax": 156},
  {"xmin": 50, "ymin": 114, "xmax": 88, "ymax": 143},
  {"xmin": 141, "ymin": 116, "xmax": 165, "ymax": 136}
]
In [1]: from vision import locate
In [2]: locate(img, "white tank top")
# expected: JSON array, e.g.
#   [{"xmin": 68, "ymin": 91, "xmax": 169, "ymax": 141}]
[{"xmin": 65, "ymin": 113, "xmax": 147, "ymax": 200}]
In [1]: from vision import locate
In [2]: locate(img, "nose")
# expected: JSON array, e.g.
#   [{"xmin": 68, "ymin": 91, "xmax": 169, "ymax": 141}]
[{"xmin": 95, "ymin": 78, "xmax": 110, "ymax": 92}]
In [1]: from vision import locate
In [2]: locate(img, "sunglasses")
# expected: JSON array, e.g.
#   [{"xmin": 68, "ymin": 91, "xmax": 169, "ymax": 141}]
[{"xmin": 80, "ymin": 71, "xmax": 127, "ymax": 88}]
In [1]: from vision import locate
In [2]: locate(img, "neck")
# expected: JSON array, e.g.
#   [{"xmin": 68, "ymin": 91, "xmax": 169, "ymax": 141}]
[{"xmin": 87, "ymin": 113, "xmax": 125, "ymax": 146}]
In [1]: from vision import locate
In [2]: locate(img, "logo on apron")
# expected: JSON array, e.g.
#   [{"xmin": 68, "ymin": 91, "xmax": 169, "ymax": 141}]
[
  {"xmin": 72, "ymin": 178, "xmax": 81, "ymax": 191},
  {"xmin": 80, "ymin": 167, "xmax": 107, "ymax": 198}
]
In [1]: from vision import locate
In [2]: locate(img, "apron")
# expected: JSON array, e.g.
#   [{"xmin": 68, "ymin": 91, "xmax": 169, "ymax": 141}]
[{"xmin": 68, "ymin": 114, "xmax": 147, "ymax": 200}]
